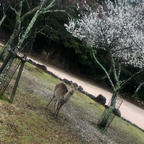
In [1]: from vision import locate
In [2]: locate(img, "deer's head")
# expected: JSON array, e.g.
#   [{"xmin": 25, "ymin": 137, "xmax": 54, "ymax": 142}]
[{"xmin": 69, "ymin": 82, "xmax": 78, "ymax": 94}]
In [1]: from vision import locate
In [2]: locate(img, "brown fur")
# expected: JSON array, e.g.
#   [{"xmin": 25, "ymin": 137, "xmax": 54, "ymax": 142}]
[
  {"xmin": 47, "ymin": 82, "xmax": 77, "ymax": 117},
  {"xmin": 54, "ymin": 83, "xmax": 68, "ymax": 99}
]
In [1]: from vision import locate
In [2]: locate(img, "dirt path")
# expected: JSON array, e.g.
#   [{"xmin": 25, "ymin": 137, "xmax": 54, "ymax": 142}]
[{"xmin": 27, "ymin": 56, "xmax": 144, "ymax": 130}]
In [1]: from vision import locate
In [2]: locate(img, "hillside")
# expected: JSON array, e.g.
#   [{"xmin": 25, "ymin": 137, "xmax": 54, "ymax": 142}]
[{"xmin": 0, "ymin": 62, "xmax": 143, "ymax": 144}]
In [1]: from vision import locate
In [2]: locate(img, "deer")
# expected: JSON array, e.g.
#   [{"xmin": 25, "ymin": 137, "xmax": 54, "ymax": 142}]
[{"xmin": 47, "ymin": 82, "xmax": 78, "ymax": 117}]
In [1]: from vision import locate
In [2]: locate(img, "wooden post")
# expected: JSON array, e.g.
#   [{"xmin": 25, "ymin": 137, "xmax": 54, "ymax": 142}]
[
  {"xmin": 0, "ymin": 54, "xmax": 11, "ymax": 74},
  {"xmin": 10, "ymin": 60, "xmax": 25, "ymax": 103},
  {"xmin": 0, "ymin": 48, "xmax": 17, "ymax": 74}
]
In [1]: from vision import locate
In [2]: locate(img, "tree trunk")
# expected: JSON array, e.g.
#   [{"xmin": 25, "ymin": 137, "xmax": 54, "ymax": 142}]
[
  {"xmin": 110, "ymin": 90, "xmax": 119, "ymax": 107},
  {"xmin": 98, "ymin": 91, "xmax": 119, "ymax": 129},
  {"xmin": 98, "ymin": 106, "xmax": 114, "ymax": 129},
  {"xmin": 0, "ymin": 54, "xmax": 11, "ymax": 74},
  {"xmin": 0, "ymin": 55, "xmax": 15, "ymax": 88},
  {"xmin": 10, "ymin": 61, "xmax": 24, "ymax": 103},
  {"xmin": 17, "ymin": 0, "xmax": 48, "ymax": 49},
  {"xmin": 0, "ymin": 0, "xmax": 23, "ymax": 60}
]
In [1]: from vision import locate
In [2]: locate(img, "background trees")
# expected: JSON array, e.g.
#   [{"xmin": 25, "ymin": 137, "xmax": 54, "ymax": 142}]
[
  {"xmin": 0, "ymin": 1, "xmax": 144, "ymax": 102},
  {"xmin": 0, "ymin": 0, "xmax": 65, "ymax": 101}
]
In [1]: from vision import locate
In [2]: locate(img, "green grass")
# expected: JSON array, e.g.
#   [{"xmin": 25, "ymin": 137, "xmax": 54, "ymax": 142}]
[
  {"xmin": 24, "ymin": 62, "xmax": 61, "ymax": 85},
  {"xmin": 0, "ymin": 94, "xmax": 10, "ymax": 102},
  {"xmin": 0, "ymin": 62, "xmax": 143, "ymax": 144},
  {"xmin": 72, "ymin": 89, "xmax": 144, "ymax": 144},
  {"xmin": 0, "ymin": 103, "xmax": 80, "ymax": 144},
  {"xmin": 111, "ymin": 117, "xmax": 144, "ymax": 144},
  {"xmin": 20, "ymin": 63, "xmax": 144, "ymax": 144}
]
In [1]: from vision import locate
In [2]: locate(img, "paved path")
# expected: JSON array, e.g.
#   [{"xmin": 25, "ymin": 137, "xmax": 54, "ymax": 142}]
[{"xmin": 28, "ymin": 57, "xmax": 144, "ymax": 130}]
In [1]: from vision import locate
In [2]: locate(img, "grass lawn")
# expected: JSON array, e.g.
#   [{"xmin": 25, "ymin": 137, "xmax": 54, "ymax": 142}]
[{"xmin": 0, "ymin": 61, "xmax": 143, "ymax": 144}]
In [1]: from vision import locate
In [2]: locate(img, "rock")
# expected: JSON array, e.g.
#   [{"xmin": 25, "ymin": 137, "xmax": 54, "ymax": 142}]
[
  {"xmin": 27, "ymin": 59, "xmax": 36, "ymax": 65},
  {"xmin": 95, "ymin": 94, "xmax": 106, "ymax": 105},
  {"xmin": 72, "ymin": 82, "xmax": 78, "ymax": 87},
  {"xmin": 63, "ymin": 79, "xmax": 72, "ymax": 85},
  {"xmin": 104, "ymin": 105, "xmax": 109, "ymax": 109},
  {"xmin": 113, "ymin": 108, "xmax": 121, "ymax": 117},
  {"xmin": 83, "ymin": 92, "xmax": 98, "ymax": 102},
  {"xmin": 36, "ymin": 64, "xmax": 47, "ymax": 71},
  {"xmin": 78, "ymin": 86, "xmax": 83, "ymax": 91}
]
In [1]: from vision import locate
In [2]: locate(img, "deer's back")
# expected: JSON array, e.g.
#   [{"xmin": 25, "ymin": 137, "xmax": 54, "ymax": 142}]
[{"xmin": 54, "ymin": 83, "xmax": 68, "ymax": 99}]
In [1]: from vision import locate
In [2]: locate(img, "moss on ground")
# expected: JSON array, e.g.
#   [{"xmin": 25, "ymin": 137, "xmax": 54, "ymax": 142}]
[
  {"xmin": 111, "ymin": 117, "xmax": 144, "ymax": 144},
  {"xmin": 71, "ymin": 90, "xmax": 144, "ymax": 144},
  {"xmin": 0, "ymin": 62, "xmax": 143, "ymax": 144},
  {"xmin": 0, "ymin": 102, "xmax": 80, "ymax": 144}
]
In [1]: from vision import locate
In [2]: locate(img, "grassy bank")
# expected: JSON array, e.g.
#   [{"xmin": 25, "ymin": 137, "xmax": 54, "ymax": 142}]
[{"xmin": 0, "ymin": 62, "xmax": 143, "ymax": 144}]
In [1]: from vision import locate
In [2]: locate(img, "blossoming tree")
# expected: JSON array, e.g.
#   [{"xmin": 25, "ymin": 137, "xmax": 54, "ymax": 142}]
[{"xmin": 65, "ymin": 1, "xmax": 144, "ymax": 128}]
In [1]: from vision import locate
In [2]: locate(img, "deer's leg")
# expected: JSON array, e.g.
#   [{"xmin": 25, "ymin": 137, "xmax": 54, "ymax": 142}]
[
  {"xmin": 55, "ymin": 101, "xmax": 64, "ymax": 117},
  {"xmin": 55, "ymin": 102, "xmax": 61, "ymax": 117},
  {"xmin": 50, "ymin": 99, "xmax": 57, "ymax": 114},
  {"xmin": 46, "ymin": 95, "xmax": 55, "ymax": 109}
]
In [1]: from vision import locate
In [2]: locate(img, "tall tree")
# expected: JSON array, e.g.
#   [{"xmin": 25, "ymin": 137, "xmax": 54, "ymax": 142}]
[{"xmin": 65, "ymin": 0, "xmax": 144, "ymax": 128}]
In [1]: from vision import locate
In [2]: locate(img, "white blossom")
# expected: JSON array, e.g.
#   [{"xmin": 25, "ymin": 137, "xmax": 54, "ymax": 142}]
[{"xmin": 64, "ymin": 1, "xmax": 144, "ymax": 68}]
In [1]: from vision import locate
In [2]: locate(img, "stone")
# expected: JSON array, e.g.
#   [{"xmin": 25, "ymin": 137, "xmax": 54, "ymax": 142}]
[
  {"xmin": 36, "ymin": 64, "xmax": 47, "ymax": 71},
  {"xmin": 113, "ymin": 108, "xmax": 121, "ymax": 117},
  {"xmin": 78, "ymin": 86, "xmax": 83, "ymax": 91},
  {"xmin": 63, "ymin": 79, "xmax": 72, "ymax": 85},
  {"xmin": 27, "ymin": 59, "xmax": 36, "ymax": 65},
  {"xmin": 95, "ymin": 94, "xmax": 106, "ymax": 105}
]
